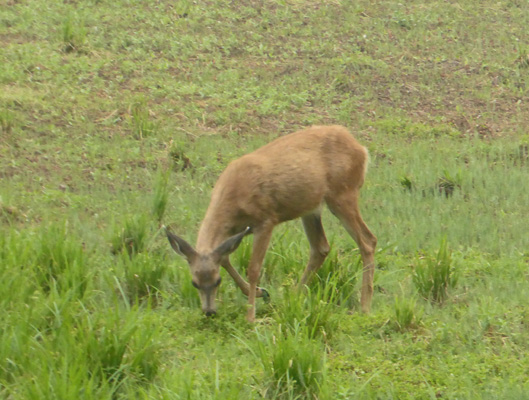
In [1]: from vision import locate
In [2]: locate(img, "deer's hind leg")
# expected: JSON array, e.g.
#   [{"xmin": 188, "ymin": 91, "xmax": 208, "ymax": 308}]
[
  {"xmin": 299, "ymin": 212, "xmax": 330, "ymax": 287},
  {"xmin": 326, "ymin": 190, "xmax": 377, "ymax": 313}
]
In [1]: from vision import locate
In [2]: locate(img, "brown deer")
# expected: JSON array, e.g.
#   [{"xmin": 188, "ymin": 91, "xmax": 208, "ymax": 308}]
[{"xmin": 166, "ymin": 125, "xmax": 377, "ymax": 322}]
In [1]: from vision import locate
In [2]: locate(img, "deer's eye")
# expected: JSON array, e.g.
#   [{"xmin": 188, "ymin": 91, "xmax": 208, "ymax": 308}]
[
  {"xmin": 214, "ymin": 277, "xmax": 222, "ymax": 287},
  {"xmin": 191, "ymin": 281, "xmax": 199, "ymax": 289}
]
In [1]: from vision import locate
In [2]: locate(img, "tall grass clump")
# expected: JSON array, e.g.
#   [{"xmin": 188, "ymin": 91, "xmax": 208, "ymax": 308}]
[
  {"xmin": 149, "ymin": 363, "xmax": 250, "ymax": 399},
  {"xmin": 312, "ymin": 248, "xmax": 360, "ymax": 308},
  {"xmin": 81, "ymin": 308, "xmax": 161, "ymax": 385},
  {"xmin": 111, "ymin": 214, "xmax": 151, "ymax": 255},
  {"xmin": 274, "ymin": 280, "xmax": 341, "ymax": 341},
  {"xmin": 18, "ymin": 359, "xmax": 114, "ymax": 400},
  {"xmin": 0, "ymin": 230, "xmax": 36, "ymax": 305},
  {"xmin": 413, "ymin": 239, "xmax": 458, "ymax": 304},
  {"xmin": 253, "ymin": 323, "xmax": 328, "ymax": 399},
  {"xmin": 34, "ymin": 224, "xmax": 88, "ymax": 297},
  {"xmin": 0, "ymin": 313, "xmax": 35, "ymax": 387},
  {"xmin": 152, "ymin": 169, "xmax": 170, "ymax": 224},
  {"xmin": 393, "ymin": 296, "xmax": 422, "ymax": 332},
  {"xmin": 271, "ymin": 248, "xmax": 359, "ymax": 339},
  {"xmin": 16, "ymin": 304, "xmax": 162, "ymax": 398},
  {"xmin": 7, "ymin": 301, "xmax": 110, "ymax": 399},
  {"xmin": 118, "ymin": 251, "xmax": 168, "ymax": 304}
]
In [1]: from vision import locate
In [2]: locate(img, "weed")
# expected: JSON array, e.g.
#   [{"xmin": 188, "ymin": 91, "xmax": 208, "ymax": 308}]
[
  {"xmin": 437, "ymin": 170, "xmax": 462, "ymax": 197},
  {"xmin": 130, "ymin": 99, "xmax": 157, "ymax": 140},
  {"xmin": 400, "ymin": 175, "xmax": 413, "ymax": 192},
  {"xmin": 61, "ymin": 16, "xmax": 87, "ymax": 53},
  {"xmin": 168, "ymin": 141, "xmax": 193, "ymax": 171},
  {"xmin": 413, "ymin": 239, "xmax": 458, "ymax": 304}
]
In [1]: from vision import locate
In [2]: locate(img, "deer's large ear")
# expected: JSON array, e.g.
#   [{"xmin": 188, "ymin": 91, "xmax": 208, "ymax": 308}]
[
  {"xmin": 165, "ymin": 227, "xmax": 197, "ymax": 263},
  {"xmin": 212, "ymin": 227, "xmax": 252, "ymax": 261}
]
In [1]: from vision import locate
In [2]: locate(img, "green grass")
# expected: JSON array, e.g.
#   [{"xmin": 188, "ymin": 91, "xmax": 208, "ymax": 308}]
[
  {"xmin": 111, "ymin": 213, "xmax": 152, "ymax": 255},
  {"xmin": 1, "ymin": 0, "xmax": 529, "ymax": 398},
  {"xmin": 251, "ymin": 323, "xmax": 329, "ymax": 399}
]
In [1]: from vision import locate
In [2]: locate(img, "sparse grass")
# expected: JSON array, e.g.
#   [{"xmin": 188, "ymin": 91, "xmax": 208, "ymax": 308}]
[{"xmin": 1, "ymin": 0, "xmax": 529, "ymax": 398}]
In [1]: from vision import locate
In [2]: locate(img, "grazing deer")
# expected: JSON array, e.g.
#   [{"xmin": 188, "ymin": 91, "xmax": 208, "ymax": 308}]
[{"xmin": 166, "ymin": 125, "xmax": 377, "ymax": 322}]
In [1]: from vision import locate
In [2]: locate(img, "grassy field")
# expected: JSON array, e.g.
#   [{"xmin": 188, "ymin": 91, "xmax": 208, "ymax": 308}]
[{"xmin": 1, "ymin": 0, "xmax": 529, "ymax": 398}]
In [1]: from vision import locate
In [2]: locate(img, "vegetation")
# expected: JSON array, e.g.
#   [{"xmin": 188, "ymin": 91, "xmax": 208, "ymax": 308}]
[{"xmin": 1, "ymin": 0, "xmax": 528, "ymax": 398}]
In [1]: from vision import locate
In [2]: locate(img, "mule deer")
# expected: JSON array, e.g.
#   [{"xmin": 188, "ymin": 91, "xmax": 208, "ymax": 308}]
[{"xmin": 166, "ymin": 125, "xmax": 377, "ymax": 322}]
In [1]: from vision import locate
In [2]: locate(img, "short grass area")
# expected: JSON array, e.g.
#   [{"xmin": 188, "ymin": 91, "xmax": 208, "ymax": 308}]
[{"xmin": 1, "ymin": 0, "xmax": 528, "ymax": 398}]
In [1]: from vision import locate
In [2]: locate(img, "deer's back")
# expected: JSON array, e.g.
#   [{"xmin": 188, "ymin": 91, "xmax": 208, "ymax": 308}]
[{"xmin": 210, "ymin": 126, "xmax": 368, "ymax": 225}]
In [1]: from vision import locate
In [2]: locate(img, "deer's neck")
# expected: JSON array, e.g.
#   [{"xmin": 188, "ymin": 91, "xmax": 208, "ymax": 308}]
[
  {"xmin": 195, "ymin": 182, "xmax": 250, "ymax": 254},
  {"xmin": 195, "ymin": 208, "xmax": 234, "ymax": 254}
]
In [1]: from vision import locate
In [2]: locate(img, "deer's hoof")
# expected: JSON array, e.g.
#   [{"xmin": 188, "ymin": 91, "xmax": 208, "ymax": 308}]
[{"xmin": 260, "ymin": 288, "xmax": 271, "ymax": 303}]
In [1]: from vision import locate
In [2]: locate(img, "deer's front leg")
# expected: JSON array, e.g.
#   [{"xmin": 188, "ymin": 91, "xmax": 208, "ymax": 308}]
[
  {"xmin": 220, "ymin": 258, "xmax": 270, "ymax": 301},
  {"xmin": 246, "ymin": 225, "xmax": 273, "ymax": 322}
]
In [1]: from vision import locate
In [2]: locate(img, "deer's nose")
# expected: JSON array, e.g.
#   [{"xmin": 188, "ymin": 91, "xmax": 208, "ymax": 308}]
[{"xmin": 205, "ymin": 310, "xmax": 217, "ymax": 317}]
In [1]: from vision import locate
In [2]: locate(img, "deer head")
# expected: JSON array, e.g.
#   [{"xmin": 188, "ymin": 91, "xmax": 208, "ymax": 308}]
[{"xmin": 165, "ymin": 226, "xmax": 251, "ymax": 316}]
